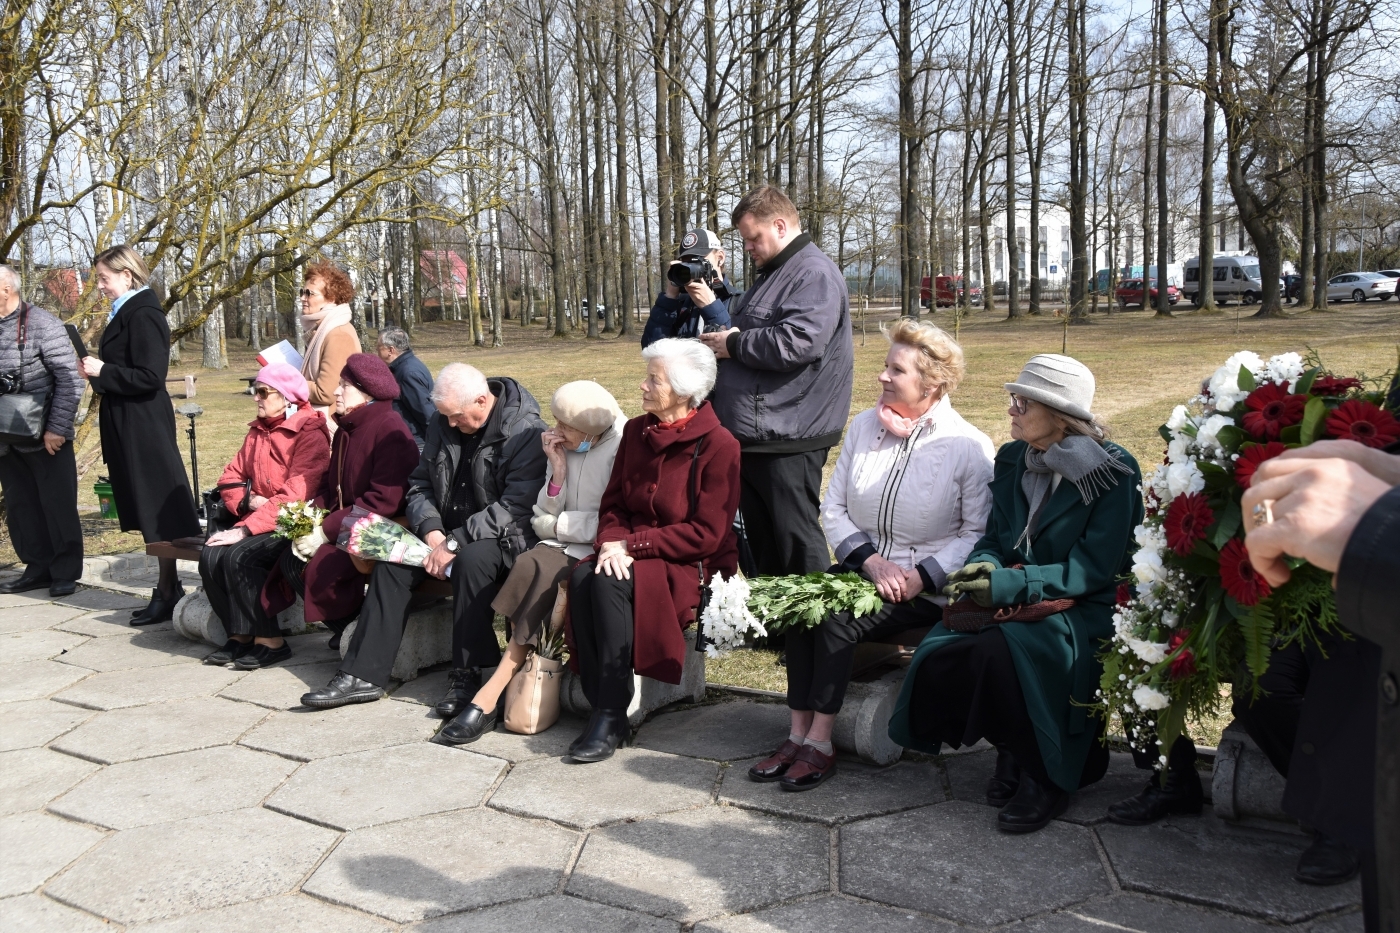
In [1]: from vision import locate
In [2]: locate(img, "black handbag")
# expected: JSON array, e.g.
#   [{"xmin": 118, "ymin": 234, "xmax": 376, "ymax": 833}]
[
  {"xmin": 0, "ymin": 304, "xmax": 52, "ymax": 445},
  {"xmin": 203, "ymin": 480, "xmax": 252, "ymax": 536}
]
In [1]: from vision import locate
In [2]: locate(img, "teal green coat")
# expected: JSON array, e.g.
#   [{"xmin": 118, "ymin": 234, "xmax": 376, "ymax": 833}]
[{"xmin": 888, "ymin": 439, "xmax": 1143, "ymax": 791}]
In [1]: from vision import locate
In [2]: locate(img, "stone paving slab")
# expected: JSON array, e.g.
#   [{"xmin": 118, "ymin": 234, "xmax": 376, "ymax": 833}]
[
  {"xmin": 1014, "ymin": 894, "xmax": 1281, "ymax": 932},
  {"xmin": 56, "ymin": 609, "xmax": 172, "ymax": 637},
  {"xmin": 0, "ymin": 747, "xmax": 100, "ymax": 814},
  {"xmin": 48, "ymin": 745, "xmax": 299, "ymax": 829},
  {"xmin": 840, "ymin": 800, "xmax": 1109, "ymax": 926},
  {"xmin": 1097, "ymin": 814, "xmax": 1362, "ymax": 922},
  {"xmin": 126, "ymin": 894, "xmax": 396, "ymax": 933},
  {"xmin": 57, "ymin": 629, "xmax": 208, "ymax": 673},
  {"xmin": 943, "ymin": 749, "xmax": 1150, "ymax": 826},
  {"xmin": 1309, "ymin": 910, "xmax": 1367, "ymax": 932},
  {"xmin": 0, "ymin": 603, "xmax": 88, "ymax": 633},
  {"xmin": 239, "ymin": 697, "xmax": 439, "ymax": 761},
  {"xmin": 633, "ymin": 699, "xmax": 792, "ymax": 761},
  {"xmin": 219, "ymin": 659, "xmax": 341, "ymax": 709},
  {"xmin": 413, "ymin": 894, "xmax": 682, "ymax": 932},
  {"xmin": 0, "ymin": 893, "xmax": 114, "ymax": 932},
  {"xmin": 386, "ymin": 667, "xmax": 450, "ymax": 706},
  {"xmin": 46, "ymin": 806, "xmax": 338, "ymax": 926},
  {"xmin": 694, "ymin": 895, "xmax": 959, "ymax": 932},
  {"xmin": 0, "ymin": 590, "xmax": 56, "ymax": 609},
  {"xmin": 0, "ymin": 698, "xmax": 93, "ymax": 751},
  {"xmin": 720, "ymin": 758, "xmax": 945, "ymax": 825},
  {"xmin": 0, "ymin": 629, "xmax": 89, "ymax": 663},
  {"xmin": 305, "ymin": 808, "xmax": 577, "ymax": 923},
  {"xmin": 54, "ymin": 588, "xmax": 150, "ymax": 611},
  {"xmin": 53, "ymin": 663, "xmax": 247, "ymax": 711},
  {"xmin": 51, "ymin": 696, "xmax": 269, "ymax": 764},
  {"xmin": 567, "ymin": 805, "xmax": 830, "ymax": 923},
  {"xmin": 0, "ymin": 660, "xmax": 92, "ymax": 703},
  {"xmin": 0, "ymin": 810, "xmax": 107, "ymax": 897},
  {"xmin": 489, "ymin": 747, "xmax": 717, "ymax": 829},
  {"xmin": 266, "ymin": 743, "xmax": 504, "ymax": 830},
  {"xmin": 280, "ymin": 631, "xmax": 345, "ymax": 666},
  {"xmin": 456, "ymin": 716, "xmax": 591, "ymax": 763}
]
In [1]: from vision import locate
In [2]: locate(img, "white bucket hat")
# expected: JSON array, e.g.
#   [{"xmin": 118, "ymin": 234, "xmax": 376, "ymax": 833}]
[{"xmin": 1004, "ymin": 354, "xmax": 1096, "ymax": 421}]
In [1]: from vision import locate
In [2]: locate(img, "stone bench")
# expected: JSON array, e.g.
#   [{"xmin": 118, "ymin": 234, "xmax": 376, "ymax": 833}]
[
  {"xmin": 560, "ymin": 629, "xmax": 708, "ymax": 728},
  {"xmin": 828, "ymin": 626, "xmax": 933, "ymax": 766},
  {"xmin": 1212, "ymin": 721, "xmax": 1293, "ymax": 830}
]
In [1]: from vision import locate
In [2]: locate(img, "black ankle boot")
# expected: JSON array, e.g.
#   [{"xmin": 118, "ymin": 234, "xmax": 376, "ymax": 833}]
[
  {"xmin": 130, "ymin": 585, "xmax": 184, "ymax": 626},
  {"xmin": 1106, "ymin": 765, "xmax": 1203, "ymax": 826},
  {"xmin": 997, "ymin": 770, "xmax": 1069, "ymax": 833},
  {"xmin": 434, "ymin": 668, "xmax": 482, "ymax": 719},
  {"xmin": 570, "ymin": 709, "xmax": 630, "ymax": 762},
  {"xmin": 987, "ymin": 747, "xmax": 1022, "ymax": 807},
  {"xmin": 1295, "ymin": 832, "xmax": 1359, "ymax": 885}
]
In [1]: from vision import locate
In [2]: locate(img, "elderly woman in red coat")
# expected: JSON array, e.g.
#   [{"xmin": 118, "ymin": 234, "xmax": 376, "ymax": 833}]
[
  {"xmin": 262, "ymin": 353, "xmax": 420, "ymax": 647},
  {"xmin": 567, "ymin": 337, "xmax": 741, "ymax": 762}
]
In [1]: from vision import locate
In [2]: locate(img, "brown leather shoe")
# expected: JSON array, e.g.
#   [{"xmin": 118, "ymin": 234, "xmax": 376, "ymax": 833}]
[
  {"xmin": 778, "ymin": 745, "xmax": 837, "ymax": 792},
  {"xmin": 748, "ymin": 740, "xmax": 803, "ymax": 782}
]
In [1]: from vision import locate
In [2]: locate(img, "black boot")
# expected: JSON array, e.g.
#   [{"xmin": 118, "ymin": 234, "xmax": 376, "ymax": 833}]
[
  {"xmin": 1295, "ymin": 832, "xmax": 1360, "ymax": 885},
  {"xmin": 203, "ymin": 639, "xmax": 253, "ymax": 666},
  {"xmin": 300, "ymin": 671, "xmax": 385, "ymax": 709},
  {"xmin": 434, "ymin": 668, "xmax": 482, "ymax": 719},
  {"xmin": 997, "ymin": 770, "xmax": 1069, "ymax": 833},
  {"xmin": 987, "ymin": 747, "xmax": 1022, "ymax": 808},
  {"xmin": 130, "ymin": 585, "xmax": 185, "ymax": 626},
  {"xmin": 0, "ymin": 567, "xmax": 52, "ymax": 594},
  {"xmin": 324, "ymin": 617, "xmax": 352, "ymax": 652},
  {"xmin": 1106, "ymin": 765, "xmax": 1204, "ymax": 826},
  {"xmin": 569, "ymin": 709, "xmax": 630, "ymax": 763},
  {"xmin": 432, "ymin": 703, "xmax": 498, "ymax": 746}
]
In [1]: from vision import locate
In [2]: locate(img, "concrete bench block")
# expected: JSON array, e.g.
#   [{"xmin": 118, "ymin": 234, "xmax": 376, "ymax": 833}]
[
  {"xmin": 1212, "ymin": 721, "xmax": 1294, "ymax": 830},
  {"xmin": 833, "ymin": 669, "xmax": 905, "ymax": 766},
  {"xmin": 338, "ymin": 603, "xmax": 454, "ymax": 682},
  {"xmin": 172, "ymin": 592, "xmax": 313, "ymax": 646},
  {"xmin": 560, "ymin": 630, "xmax": 708, "ymax": 728}
]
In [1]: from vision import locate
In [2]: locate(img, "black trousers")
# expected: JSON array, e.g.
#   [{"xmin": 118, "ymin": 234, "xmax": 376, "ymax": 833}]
[
  {"xmin": 786, "ymin": 598, "xmax": 940, "ymax": 714},
  {"xmin": 0, "ymin": 442, "xmax": 83, "ymax": 582},
  {"xmin": 569, "ymin": 561, "xmax": 636, "ymax": 710},
  {"xmin": 342, "ymin": 537, "xmax": 508, "ymax": 687},
  {"xmin": 739, "ymin": 449, "xmax": 830, "ymax": 576},
  {"xmin": 199, "ymin": 532, "xmax": 288, "ymax": 639}
]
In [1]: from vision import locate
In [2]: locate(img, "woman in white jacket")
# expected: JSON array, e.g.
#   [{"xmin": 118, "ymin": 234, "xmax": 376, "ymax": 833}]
[
  {"xmin": 468, "ymin": 381, "xmax": 627, "ymax": 717},
  {"xmin": 750, "ymin": 319, "xmax": 995, "ymax": 791}
]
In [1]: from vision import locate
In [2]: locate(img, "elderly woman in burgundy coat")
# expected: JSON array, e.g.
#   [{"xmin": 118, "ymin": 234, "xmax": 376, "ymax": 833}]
[
  {"xmin": 262, "ymin": 353, "xmax": 420, "ymax": 646},
  {"xmin": 567, "ymin": 338, "xmax": 741, "ymax": 762}
]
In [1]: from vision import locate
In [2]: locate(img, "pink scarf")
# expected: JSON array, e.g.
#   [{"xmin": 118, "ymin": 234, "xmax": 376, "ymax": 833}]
[
  {"xmin": 876, "ymin": 401, "xmax": 920, "ymax": 438},
  {"xmin": 299, "ymin": 302, "xmax": 353, "ymax": 383}
]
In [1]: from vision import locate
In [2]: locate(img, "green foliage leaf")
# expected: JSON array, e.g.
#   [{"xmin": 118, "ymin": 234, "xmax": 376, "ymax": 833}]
[
  {"xmin": 1237, "ymin": 365, "xmax": 1257, "ymax": 392},
  {"xmin": 747, "ymin": 572, "xmax": 885, "ymax": 634},
  {"xmin": 1239, "ymin": 599, "xmax": 1275, "ymax": 689},
  {"xmin": 1159, "ymin": 424, "xmax": 1174, "ymax": 446},
  {"xmin": 1214, "ymin": 425, "xmax": 1247, "ymax": 452},
  {"xmin": 1299, "ymin": 396, "xmax": 1328, "ymax": 446},
  {"xmin": 1279, "ymin": 425, "xmax": 1301, "ymax": 444},
  {"xmin": 1209, "ymin": 501, "xmax": 1242, "ymax": 549},
  {"xmin": 1293, "ymin": 368, "xmax": 1320, "ymax": 396}
]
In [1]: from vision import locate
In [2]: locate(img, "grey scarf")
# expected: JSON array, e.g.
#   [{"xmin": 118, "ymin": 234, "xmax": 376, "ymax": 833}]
[{"xmin": 1016, "ymin": 434, "xmax": 1133, "ymax": 550}]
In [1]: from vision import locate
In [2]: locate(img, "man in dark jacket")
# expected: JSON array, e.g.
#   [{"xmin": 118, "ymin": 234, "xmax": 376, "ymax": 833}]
[
  {"xmin": 301, "ymin": 362, "xmax": 547, "ymax": 727},
  {"xmin": 641, "ymin": 228, "xmax": 735, "ymax": 346},
  {"xmin": 0, "ymin": 265, "xmax": 85, "ymax": 597},
  {"xmin": 699, "ymin": 186, "xmax": 853, "ymax": 577},
  {"xmin": 376, "ymin": 326, "xmax": 434, "ymax": 447}
]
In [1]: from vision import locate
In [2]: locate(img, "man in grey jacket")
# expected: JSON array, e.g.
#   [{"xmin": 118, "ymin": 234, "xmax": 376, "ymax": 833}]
[
  {"xmin": 699, "ymin": 186, "xmax": 853, "ymax": 577},
  {"xmin": 0, "ymin": 265, "xmax": 85, "ymax": 597}
]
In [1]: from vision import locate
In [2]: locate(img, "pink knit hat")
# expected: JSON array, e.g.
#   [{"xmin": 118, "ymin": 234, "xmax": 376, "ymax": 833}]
[{"xmin": 255, "ymin": 362, "xmax": 310, "ymax": 406}]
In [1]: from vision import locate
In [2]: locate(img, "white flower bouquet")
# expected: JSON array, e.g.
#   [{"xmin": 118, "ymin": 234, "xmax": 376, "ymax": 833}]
[{"xmin": 699, "ymin": 573, "xmax": 767, "ymax": 658}]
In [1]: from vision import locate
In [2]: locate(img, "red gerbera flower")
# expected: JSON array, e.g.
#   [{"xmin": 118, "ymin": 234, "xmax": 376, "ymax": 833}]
[
  {"xmin": 1324, "ymin": 399, "xmax": 1400, "ymax": 450},
  {"xmin": 1163, "ymin": 492, "xmax": 1214, "ymax": 556},
  {"xmin": 1219, "ymin": 538, "xmax": 1272, "ymax": 606},
  {"xmin": 1241, "ymin": 383, "xmax": 1307, "ymax": 441},
  {"xmin": 1309, "ymin": 374, "xmax": 1363, "ymax": 397},
  {"xmin": 1167, "ymin": 630, "xmax": 1197, "ymax": 680},
  {"xmin": 1116, "ymin": 583, "xmax": 1133, "ymax": 606},
  {"xmin": 1234, "ymin": 442, "xmax": 1289, "ymax": 489}
]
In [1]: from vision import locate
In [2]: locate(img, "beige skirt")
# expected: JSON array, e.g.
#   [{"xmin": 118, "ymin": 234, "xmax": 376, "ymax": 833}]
[{"xmin": 491, "ymin": 544, "xmax": 576, "ymax": 645}]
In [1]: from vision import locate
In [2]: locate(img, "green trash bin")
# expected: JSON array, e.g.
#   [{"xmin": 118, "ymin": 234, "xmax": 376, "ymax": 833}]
[{"xmin": 94, "ymin": 477, "xmax": 120, "ymax": 522}]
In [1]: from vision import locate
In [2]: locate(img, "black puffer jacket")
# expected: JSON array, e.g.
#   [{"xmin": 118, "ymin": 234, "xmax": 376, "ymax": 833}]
[
  {"xmin": 405, "ymin": 376, "xmax": 547, "ymax": 561},
  {"xmin": 0, "ymin": 302, "xmax": 83, "ymax": 453}
]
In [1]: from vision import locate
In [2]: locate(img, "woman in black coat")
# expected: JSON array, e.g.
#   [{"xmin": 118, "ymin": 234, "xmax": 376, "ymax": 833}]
[{"xmin": 81, "ymin": 245, "xmax": 202, "ymax": 624}]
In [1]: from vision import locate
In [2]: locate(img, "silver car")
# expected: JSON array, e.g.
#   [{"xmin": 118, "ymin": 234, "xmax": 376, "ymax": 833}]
[{"xmin": 1326, "ymin": 272, "xmax": 1398, "ymax": 302}]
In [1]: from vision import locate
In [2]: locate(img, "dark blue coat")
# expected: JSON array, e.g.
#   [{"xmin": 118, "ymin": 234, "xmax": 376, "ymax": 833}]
[
  {"xmin": 388, "ymin": 348, "xmax": 434, "ymax": 446},
  {"xmin": 641, "ymin": 279, "xmax": 734, "ymax": 346}
]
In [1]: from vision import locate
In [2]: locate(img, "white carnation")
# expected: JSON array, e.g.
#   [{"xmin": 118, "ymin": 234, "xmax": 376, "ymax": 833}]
[
  {"xmin": 1133, "ymin": 684, "xmax": 1171, "ymax": 711},
  {"xmin": 1195, "ymin": 414, "xmax": 1235, "ymax": 453},
  {"xmin": 1207, "ymin": 351, "xmax": 1264, "ymax": 410},
  {"xmin": 1165, "ymin": 405, "xmax": 1191, "ymax": 434},
  {"xmin": 1127, "ymin": 638, "xmax": 1170, "ymax": 664},
  {"xmin": 700, "ymin": 573, "xmax": 765, "ymax": 657},
  {"xmin": 1265, "ymin": 352, "xmax": 1305, "ymax": 388},
  {"xmin": 1135, "ymin": 523, "xmax": 1165, "ymax": 552},
  {"xmin": 1165, "ymin": 460, "xmax": 1205, "ymax": 498},
  {"xmin": 1132, "ymin": 547, "xmax": 1168, "ymax": 586},
  {"xmin": 1166, "ymin": 435, "xmax": 1191, "ymax": 465}
]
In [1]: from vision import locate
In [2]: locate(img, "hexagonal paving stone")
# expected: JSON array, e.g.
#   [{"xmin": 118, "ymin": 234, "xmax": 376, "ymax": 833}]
[
  {"xmin": 51, "ymin": 697, "xmax": 269, "ymax": 764},
  {"xmin": 840, "ymin": 800, "xmax": 1108, "ymax": 926},
  {"xmin": 720, "ymin": 758, "xmax": 944, "ymax": 825},
  {"xmin": 0, "ymin": 660, "xmax": 91, "ymax": 703},
  {"xmin": 693, "ymin": 895, "xmax": 958, "ymax": 932},
  {"xmin": 0, "ymin": 894, "xmax": 114, "ymax": 932},
  {"xmin": 219, "ymin": 660, "xmax": 341, "ymax": 710},
  {"xmin": 489, "ymin": 747, "xmax": 717, "ymax": 829},
  {"xmin": 567, "ymin": 805, "xmax": 830, "ymax": 923},
  {"xmin": 57, "ymin": 630, "xmax": 208, "ymax": 673},
  {"xmin": 280, "ymin": 631, "xmax": 345, "ymax": 667},
  {"xmin": 45, "ymin": 807, "xmax": 337, "ymax": 926},
  {"xmin": 0, "ymin": 602, "xmax": 87, "ymax": 633},
  {"xmin": 456, "ymin": 716, "xmax": 590, "ymax": 763},
  {"xmin": 0, "ymin": 747, "xmax": 99, "ymax": 815},
  {"xmin": 304, "ymin": 808, "xmax": 576, "ymax": 923},
  {"xmin": 54, "ymin": 588, "xmax": 150, "ymax": 611},
  {"xmin": 266, "ymin": 743, "xmax": 503, "ymax": 830},
  {"xmin": 1309, "ymin": 911, "xmax": 1366, "ymax": 933},
  {"xmin": 53, "ymin": 663, "xmax": 247, "ymax": 711},
  {"xmin": 944, "ymin": 749, "xmax": 1152, "ymax": 826},
  {"xmin": 633, "ymin": 700, "xmax": 792, "ymax": 761},
  {"xmin": 414, "ymin": 894, "xmax": 681, "ymax": 932},
  {"xmin": 0, "ymin": 629, "xmax": 88, "ymax": 662},
  {"xmin": 0, "ymin": 811, "xmax": 107, "ymax": 897},
  {"xmin": 0, "ymin": 698, "xmax": 93, "ymax": 751},
  {"xmin": 385, "ymin": 668, "xmax": 451, "ymax": 706},
  {"xmin": 48, "ymin": 745, "xmax": 298, "ymax": 829},
  {"xmin": 239, "ymin": 698, "xmax": 438, "ymax": 761},
  {"xmin": 1014, "ymin": 894, "xmax": 1279, "ymax": 932},
  {"xmin": 124, "ymin": 894, "xmax": 395, "ymax": 933},
  {"xmin": 57, "ymin": 609, "xmax": 172, "ymax": 637},
  {"xmin": 1098, "ymin": 815, "xmax": 1361, "ymax": 922}
]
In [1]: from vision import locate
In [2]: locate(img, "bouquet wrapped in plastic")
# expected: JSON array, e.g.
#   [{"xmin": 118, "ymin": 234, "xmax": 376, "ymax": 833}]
[
  {"xmin": 336, "ymin": 507, "xmax": 433, "ymax": 566},
  {"xmin": 272, "ymin": 501, "xmax": 327, "ymax": 541}
]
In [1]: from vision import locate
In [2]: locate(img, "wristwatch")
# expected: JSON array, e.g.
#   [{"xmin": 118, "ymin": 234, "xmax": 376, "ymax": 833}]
[{"xmin": 444, "ymin": 537, "xmax": 459, "ymax": 553}]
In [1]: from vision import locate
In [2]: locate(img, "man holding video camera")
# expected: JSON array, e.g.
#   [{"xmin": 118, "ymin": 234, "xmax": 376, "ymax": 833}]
[{"xmin": 641, "ymin": 228, "xmax": 735, "ymax": 346}]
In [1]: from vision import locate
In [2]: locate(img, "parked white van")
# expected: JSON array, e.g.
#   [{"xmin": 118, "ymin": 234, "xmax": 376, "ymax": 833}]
[{"xmin": 1182, "ymin": 256, "xmax": 1266, "ymax": 306}]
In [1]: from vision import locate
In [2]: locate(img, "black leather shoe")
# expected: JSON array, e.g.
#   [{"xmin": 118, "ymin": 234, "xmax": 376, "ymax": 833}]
[
  {"xmin": 434, "ymin": 668, "xmax": 482, "ymax": 719},
  {"xmin": 0, "ymin": 569, "xmax": 52, "ymax": 594},
  {"xmin": 997, "ymin": 771, "xmax": 1069, "ymax": 833},
  {"xmin": 234, "ymin": 642, "xmax": 292, "ymax": 670},
  {"xmin": 203, "ymin": 639, "xmax": 253, "ymax": 666},
  {"xmin": 987, "ymin": 747, "xmax": 1022, "ymax": 807},
  {"xmin": 749, "ymin": 740, "xmax": 803, "ymax": 782},
  {"xmin": 432, "ymin": 703, "xmax": 497, "ymax": 746},
  {"xmin": 131, "ymin": 586, "xmax": 184, "ymax": 626},
  {"xmin": 1295, "ymin": 832, "xmax": 1360, "ymax": 885},
  {"xmin": 48, "ymin": 581, "xmax": 77, "ymax": 598},
  {"xmin": 1106, "ymin": 766, "xmax": 1203, "ymax": 826},
  {"xmin": 570, "ymin": 709, "xmax": 630, "ymax": 762},
  {"xmin": 301, "ymin": 671, "xmax": 385, "ymax": 709}
]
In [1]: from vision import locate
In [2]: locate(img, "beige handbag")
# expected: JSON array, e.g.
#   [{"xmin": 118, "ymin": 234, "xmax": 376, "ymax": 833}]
[{"xmin": 502, "ymin": 582, "xmax": 569, "ymax": 735}]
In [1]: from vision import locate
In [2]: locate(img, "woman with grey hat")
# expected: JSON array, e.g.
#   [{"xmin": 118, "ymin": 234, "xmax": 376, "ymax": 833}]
[{"xmin": 888, "ymin": 354, "xmax": 1144, "ymax": 834}]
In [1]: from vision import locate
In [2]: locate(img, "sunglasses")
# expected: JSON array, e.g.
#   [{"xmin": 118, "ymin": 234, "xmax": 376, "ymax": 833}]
[
  {"xmin": 299, "ymin": 288, "xmax": 318, "ymax": 298},
  {"xmin": 253, "ymin": 386, "xmax": 277, "ymax": 400},
  {"xmin": 1009, "ymin": 393, "xmax": 1029, "ymax": 415}
]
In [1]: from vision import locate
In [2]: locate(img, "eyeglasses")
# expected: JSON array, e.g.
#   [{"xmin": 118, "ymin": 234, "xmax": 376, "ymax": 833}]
[
  {"xmin": 1009, "ymin": 394, "xmax": 1029, "ymax": 414},
  {"xmin": 299, "ymin": 288, "xmax": 313, "ymax": 297},
  {"xmin": 253, "ymin": 386, "xmax": 276, "ymax": 399}
]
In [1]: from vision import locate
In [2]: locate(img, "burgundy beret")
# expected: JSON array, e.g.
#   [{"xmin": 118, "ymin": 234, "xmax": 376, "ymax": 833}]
[{"xmin": 340, "ymin": 353, "xmax": 400, "ymax": 401}]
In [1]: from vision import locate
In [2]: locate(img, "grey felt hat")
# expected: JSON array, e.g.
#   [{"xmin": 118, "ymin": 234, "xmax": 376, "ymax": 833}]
[
  {"xmin": 550, "ymin": 380, "xmax": 623, "ymax": 436},
  {"xmin": 1004, "ymin": 354, "xmax": 1096, "ymax": 421}
]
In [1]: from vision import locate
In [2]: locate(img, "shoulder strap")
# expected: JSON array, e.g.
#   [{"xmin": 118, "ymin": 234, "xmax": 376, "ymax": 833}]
[{"xmin": 686, "ymin": 433, "xmax": 705, "ymax": 521}]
